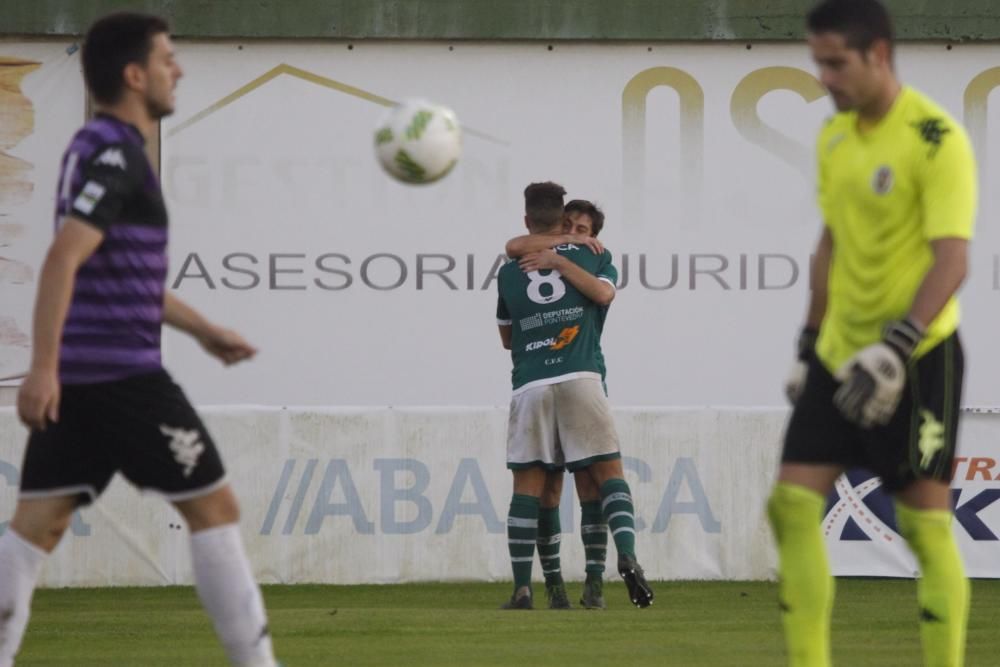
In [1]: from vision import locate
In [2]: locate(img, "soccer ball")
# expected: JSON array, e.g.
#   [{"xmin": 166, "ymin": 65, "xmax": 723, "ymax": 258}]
[{"xmin": 374, "ymin": 99, "xmax": 462, "ymax": 184}]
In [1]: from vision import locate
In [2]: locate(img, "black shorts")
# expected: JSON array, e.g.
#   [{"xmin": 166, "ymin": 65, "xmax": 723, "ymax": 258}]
[
  {"xmin": 19, "ymin": 369, "xmax": 226, "ymax": 506},
  {"xmin": 782, "ymin": 333, "xmax": 963, "ymax": 493}
]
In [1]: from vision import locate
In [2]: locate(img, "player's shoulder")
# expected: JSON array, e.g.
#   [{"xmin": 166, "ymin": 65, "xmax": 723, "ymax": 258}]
[
  {"xmin": 497, "ymin": 257, "xmax": 520, "ymax": 280},
  {"xmin": 69, "ymin": 116, "xmax": 146, "ymax": 168},
  {"xmin": 556, "ymin": 242, "xmax": 604, "ymax": 269},
  {"xmin": 897, "ymin": 86, "xmax": 971, "ymax": 152},
  {"xmin": 555, "ymin": 242, "xmax": 612, "ymax": 258}
]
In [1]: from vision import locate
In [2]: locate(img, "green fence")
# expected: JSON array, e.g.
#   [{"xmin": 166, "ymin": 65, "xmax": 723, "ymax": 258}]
[{"xmin": 3, "ymin": 0, "xmax": 1000, "ymax": 40}]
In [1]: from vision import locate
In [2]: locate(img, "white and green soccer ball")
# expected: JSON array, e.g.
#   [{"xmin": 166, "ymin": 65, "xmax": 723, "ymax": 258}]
[{"xmin": 374, "ymin": 99, "xmax": 462, "ymax": 184}]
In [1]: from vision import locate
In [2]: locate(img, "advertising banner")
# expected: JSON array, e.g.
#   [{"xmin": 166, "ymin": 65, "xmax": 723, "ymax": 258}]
[{"xmin": 1, "ymin": 407, "xmax": 997, "ymax": 585}]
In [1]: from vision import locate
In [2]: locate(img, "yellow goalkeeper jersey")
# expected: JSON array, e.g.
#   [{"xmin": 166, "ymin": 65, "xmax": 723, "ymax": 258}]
[{"xmin": 815, "ymin": 85, "xmax": 977, "ymax": 373}]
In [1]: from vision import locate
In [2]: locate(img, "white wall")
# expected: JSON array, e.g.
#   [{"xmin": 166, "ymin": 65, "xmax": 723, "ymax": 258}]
[
  {"xmin": 1, "ymin": 39, "xmax": 999, "ymax": 585},
  {"xmin": 4, "ymin": 40, "xmax": 998, "ymax": 407}
]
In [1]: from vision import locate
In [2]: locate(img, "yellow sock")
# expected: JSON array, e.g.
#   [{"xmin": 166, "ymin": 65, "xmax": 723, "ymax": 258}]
[
  {"xmin": 767, "ymin": 482, "xmax": 834, "ymax": 667},
  {"xmin": 896, "ymin": 503, "xmax": 970, "ymax": 667}
]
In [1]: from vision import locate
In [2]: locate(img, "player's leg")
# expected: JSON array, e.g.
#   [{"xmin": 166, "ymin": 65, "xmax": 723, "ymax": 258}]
[
  {"xmin": 503, "ymin": 468, "xmax": 546, "ymax": 609},
  {"xmin": 172, "ymin": 486, "xmax": 277, "ymax": 667},
  {"xmin": 895, "ymin": 482, "xmax": 968, "ymax": 667},
  {"xmin": 538, "ymin": 470, "xmax": 569, "ymax": 609},
  {"xmin": 102, "ymin": 371, "xmax": 276, "ymax": 666},
  {"xmin": 1, "ymin": 387, "xmax": 113, "ymax": 667},
  {"xmin": 556, "ymin": 377, "xmax": 652, "ymax": 608},
  {"xmin": 583, "ymin": 457, "xmax": 653, "ymax": 608},
  {"xmin": 0, "ymin": 497, "xmax": 76, "ymax": 667},
  {"xmin": 768, "ymin": 463, "xmax": 842, "ymax": 667},
  {"xmin": 769, "ymin": 354, "xmax": 856, "ymax": 667},
  {"xmin": 585, "ymin": 459, "xmax": 635, "ymax": 558},
  {"xmin": 504, "ymin": 385, "xmax": 560, "ymax": 609},
  {"xmin": 882, "ymin": 334, "xmax": 968, "ymax": 667},
  {"xmin": 574, "ymin": 471, "xmax": 607, "ymax": 609}
]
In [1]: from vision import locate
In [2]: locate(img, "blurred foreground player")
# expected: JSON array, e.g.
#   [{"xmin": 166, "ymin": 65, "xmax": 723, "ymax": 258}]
[
  {"xmin": 770, "ymin": 1, "xmax": 976, "ymax": 665},
  {"xmin": 0, "ymin": 13, "xmax": 278, "ymax": 667}
]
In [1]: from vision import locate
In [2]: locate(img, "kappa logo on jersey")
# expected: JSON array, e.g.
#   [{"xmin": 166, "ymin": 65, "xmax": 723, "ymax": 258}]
[
  {"xmin": 72, "ymin": 181, "xmax": 106, "ymax": 215},
  {"xmin": 872, "ymin": 165, "xmax": 894, "ymax": 195},
  {"xmin": 159, "ymin": 424, "xmax": 205, "ymax": 478},
  {"xmin": 94, "ymin": 147, "xmax": 127, "ymax": 170},
  {"xmin": 912, "ymin": 118, "xmax": 950, "ymax": 158},
  {"xmin": 525, "ymin": 325, "xmax": 580, "ymax": 352},
  {"xmin": 918, "ymin": 409, "xmax": 945, "ymax": 470}
]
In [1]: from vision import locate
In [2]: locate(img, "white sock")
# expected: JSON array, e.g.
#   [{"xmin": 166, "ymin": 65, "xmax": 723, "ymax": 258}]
[
  {"xmin": 190, "ymin": 523, "xmax": 275, "ymax": 667},
  {"xmin": 0, "ymin": 530, "xmax": 47, "ymax": 667}
]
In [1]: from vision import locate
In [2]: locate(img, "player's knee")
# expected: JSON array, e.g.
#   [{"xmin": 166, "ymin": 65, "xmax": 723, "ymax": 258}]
[
  {"xmin": 9, "ymin": 517, "xmax": 69, "ymax": 554},
  {"xmin": 573, "ymin": 473, "xmax": 599, "ymax": 502},
  {"xmin": 540, "ymin": 488, "xmax": 561, "ymax": 507},
  {"xmin": 9, "ymin": 499, "xmax": 77, "ymax": 553},
  {"xmin": 212, "ymin": 491, "xmax": 241, "ymax": 524},
  {"xmin": 175, "ymin": 486, "xmax": 241, "ymax": 531},
  {"xmin": 767, "ymin": 482, "xmax": 825, "ymax": 538},
  {"xmin": 588, "ymin": 459, "xmax": 624, "ymax": 488}
]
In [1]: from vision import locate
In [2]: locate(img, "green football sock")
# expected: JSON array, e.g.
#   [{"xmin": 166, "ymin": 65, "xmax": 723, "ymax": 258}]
[
  {"xmin": 767, "ymin": 482, "xmax": 834, "ymax": 667},
  {"xmin": 896, "ymin": 502, "xmax": 970, "ymax": 667},
  {"xmin": 535, "ymin": 505, "xmax": 562, "ymax": 586},
  {"xmin": 580, "ymin": 500, "xmax": 607, "ymax": 578},
  {"xmin": 536, "ymin": 506, "xmax": 563, "ymax": 586},
  {"xmin": 507, "ymin": 494, "xmax": 540, "ymax": 592},
  {"xmin": 599, "ymin": 479, "xmax": 636, "ymax": 557}
]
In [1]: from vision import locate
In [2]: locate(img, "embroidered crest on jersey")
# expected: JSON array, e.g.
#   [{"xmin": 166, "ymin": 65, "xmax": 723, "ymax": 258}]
[
  {"xmin": 159, "ymin": 424, "xmax": 205, "ymax": 478},
  {"xmin": 912, "ymin": 118, "xmax": 950, "ymax": 158},
  {"xmin": 871, "ymin": 166, "xmax": 894, "ymax": 195},
  {"xmin": 94, "ymin": 147, "xmax": 127, "ymax": 170}
]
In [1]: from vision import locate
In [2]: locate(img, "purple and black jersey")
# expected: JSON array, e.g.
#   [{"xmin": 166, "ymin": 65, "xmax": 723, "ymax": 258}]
[{"xmin": 55, "ymin": 114, "xmax": 168, "ymax": 384}]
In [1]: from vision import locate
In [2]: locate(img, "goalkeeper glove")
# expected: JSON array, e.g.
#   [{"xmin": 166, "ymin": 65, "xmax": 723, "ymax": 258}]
[
  {"xmin": 785, "ymin": 327, "xmax": 818, "ymax": 405},
  {"xmin": 833, "ymin": 318, "xmax": 925, "ymax": 428}
]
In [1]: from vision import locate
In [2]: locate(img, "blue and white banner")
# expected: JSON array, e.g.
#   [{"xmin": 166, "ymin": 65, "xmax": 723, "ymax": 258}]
[
  {"xmin": 1, "ymin": 407, "xmax": 997, "ymax": 586},
  {"xmin": 826, "ymin": 412, "xmax": 1000, "ymax": 578}
]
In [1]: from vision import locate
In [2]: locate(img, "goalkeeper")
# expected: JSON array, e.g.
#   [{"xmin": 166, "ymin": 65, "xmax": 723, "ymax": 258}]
[{"xmin": 769, "ymin": 1, "xmax": 976, "ymax": 665}]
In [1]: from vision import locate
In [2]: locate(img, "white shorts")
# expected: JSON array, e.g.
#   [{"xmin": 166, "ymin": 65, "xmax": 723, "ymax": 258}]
[{"xmin": 506, "ymin": 376, "xmax": 621, "ymax": 471}]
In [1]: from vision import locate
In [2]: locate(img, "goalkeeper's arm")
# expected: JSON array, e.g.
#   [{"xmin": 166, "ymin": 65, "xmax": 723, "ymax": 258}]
[
  {"xmin": 907, "ymin": 238, "xmax": 968, "ymax": 329},
  {"xmin": 833, "ymin": 238, "xmax": 968, "ymax": 428},
  {"xmin": 785, "ymin": 227, "xmax": 832, "ymax": 404}
]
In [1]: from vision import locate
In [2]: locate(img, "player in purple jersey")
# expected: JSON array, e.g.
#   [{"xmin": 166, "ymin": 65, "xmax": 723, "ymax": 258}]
[{"xmin": 0, "ymin": 13, "xmax": 278, "ymax": 667}]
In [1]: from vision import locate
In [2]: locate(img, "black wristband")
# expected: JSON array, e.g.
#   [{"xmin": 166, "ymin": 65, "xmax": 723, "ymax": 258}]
[
  {"xmin": 882, "ymin": 318, "xmax": 925, "ymax": 360},
  {"xmin": 796, "ymin": 327, "xmax": 819, "ymax": 361}
]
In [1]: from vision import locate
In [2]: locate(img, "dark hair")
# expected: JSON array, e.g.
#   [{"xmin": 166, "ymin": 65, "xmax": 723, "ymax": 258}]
[
  {"xmin": 83, "ymin": 12, "xmax": 170, "ymax": 105},
  {"xmin": 524, "ymin": 182, "xmax": 566, "ymax": 232},
  {"xmin": 564, "ymin": 199, "xmax": 605, "ymax": 237},
  {"xmin": 807, "ymin": 0, "xmax": 894, "ymax": 54}
]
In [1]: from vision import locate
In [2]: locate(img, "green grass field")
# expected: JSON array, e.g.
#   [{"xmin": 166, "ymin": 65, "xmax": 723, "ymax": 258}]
[{"xmin": 16, "ymin": 579, "xmax": 1000, "ymax": 666}]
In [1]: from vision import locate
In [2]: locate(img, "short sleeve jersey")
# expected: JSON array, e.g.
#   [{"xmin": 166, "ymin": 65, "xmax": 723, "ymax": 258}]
[
  {"xmin": 55, "ymin": 114, "xmax": 169, "ymax": 384},
  {"xmin": 496, "ymin": 244, "xmax": 618, "ymax": 394},
  {"xmin": 815, "ymin": 86, "xmax": 977, "ymax": 372}
]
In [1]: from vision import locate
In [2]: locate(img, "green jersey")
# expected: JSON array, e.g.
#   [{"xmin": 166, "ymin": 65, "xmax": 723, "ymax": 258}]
[{"xmin": 496, "ymin": 244, "xmax": 618, "ymax": 395}]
